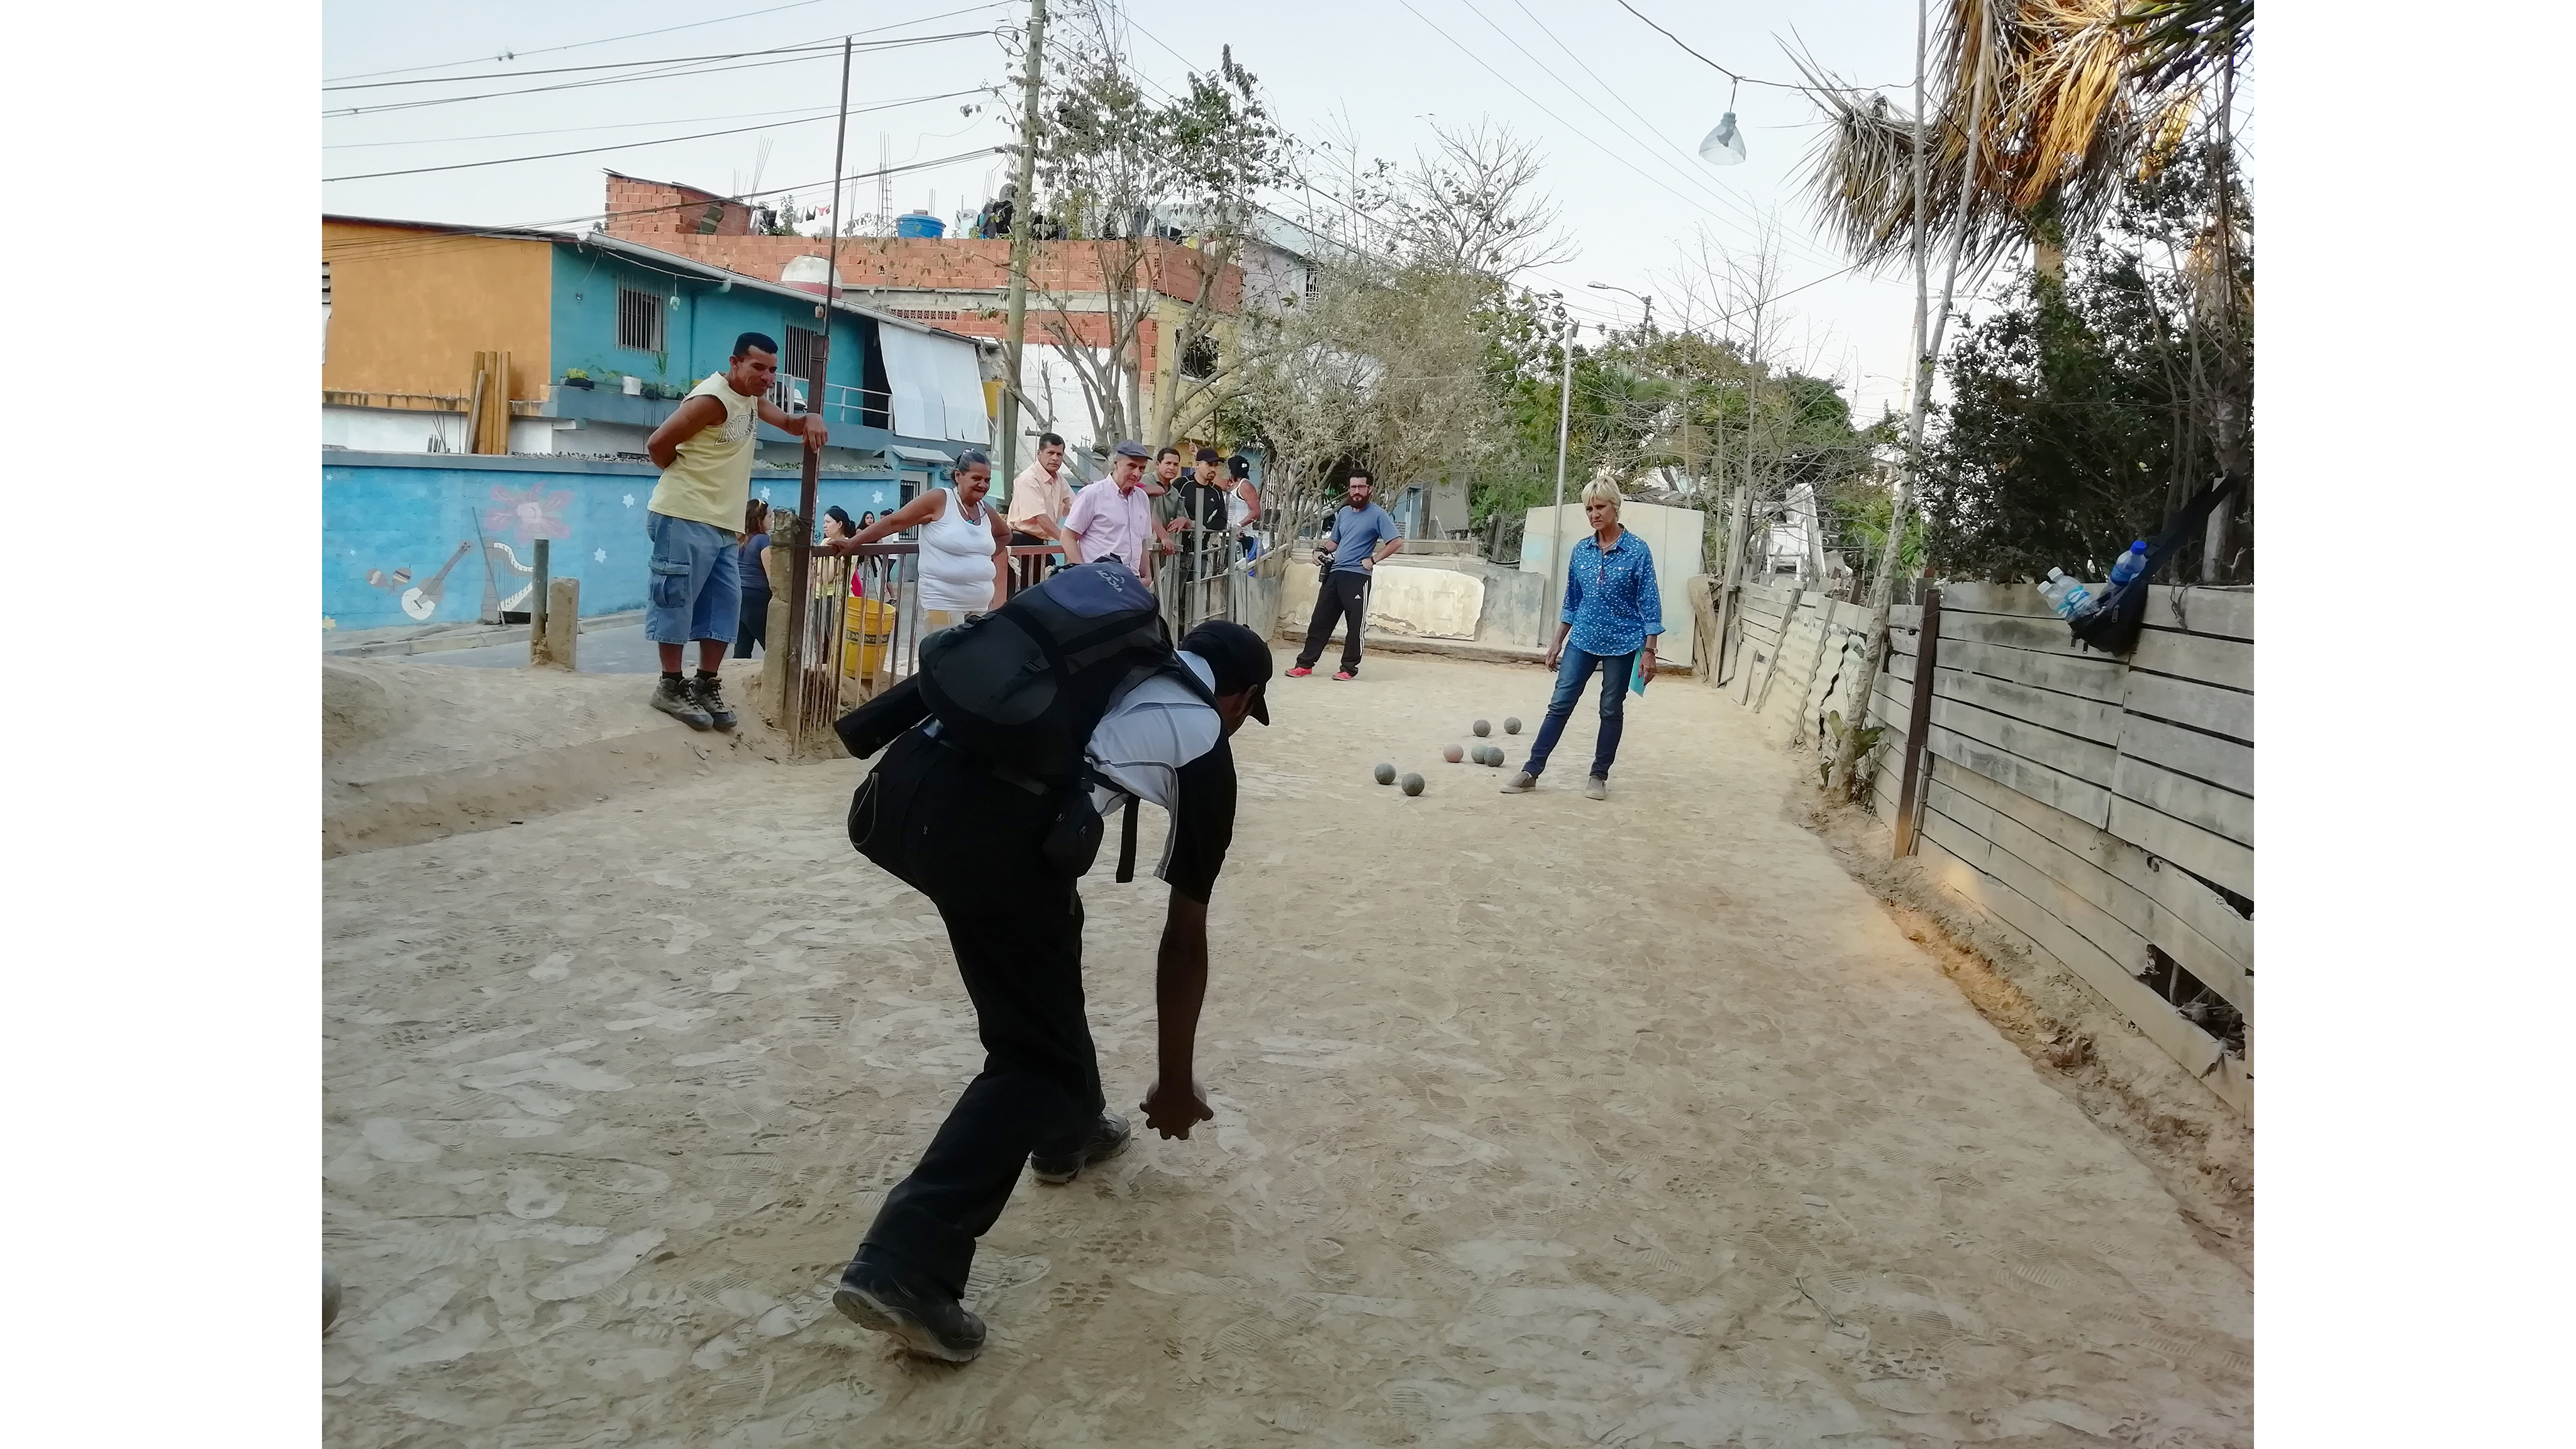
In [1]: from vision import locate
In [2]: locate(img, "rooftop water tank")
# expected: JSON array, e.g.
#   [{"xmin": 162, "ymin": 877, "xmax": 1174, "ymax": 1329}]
[
  {"xmin": 780, "ymin": 255, "xmax": 841, "ymax": 294},
  {"xmin": 895, "ymin": 211, "xmax": 945, "ymax": 239}
]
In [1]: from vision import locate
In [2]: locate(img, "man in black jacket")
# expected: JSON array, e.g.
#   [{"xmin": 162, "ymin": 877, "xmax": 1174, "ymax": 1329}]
[{"xmin": 832, "ymin": 620, "xmax": 1274, "ymax": 1362}]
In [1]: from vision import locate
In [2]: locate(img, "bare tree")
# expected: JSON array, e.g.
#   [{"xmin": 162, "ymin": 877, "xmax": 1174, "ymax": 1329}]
[
  {"xmin": 1025, "ymin": 23, "xmax": 1291, "ymax": 448},
  {"xmin": 1394, "ymin": 120, "xmax": 1575, "ymax": 279}
]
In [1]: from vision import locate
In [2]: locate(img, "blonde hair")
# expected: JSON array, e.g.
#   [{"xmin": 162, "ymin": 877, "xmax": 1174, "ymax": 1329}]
[{"xmin": 1579, "ymin": 476, "xmax": 1623, "ymax": 514}]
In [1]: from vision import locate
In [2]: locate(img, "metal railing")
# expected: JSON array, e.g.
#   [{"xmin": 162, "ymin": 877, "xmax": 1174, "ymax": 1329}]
[
  {"xmin": 770, "ymin": 523, "xmax": 1269, "ymax": 753},
  {"xmin": 764, "ymin": 377, "xmax": 894, "ymax": 426},
  {"xmin": 774, "ymin": 539, "xmax": 1069, "ymax": 752},
  {"xmin": 1155, "ymin": 518, "xmax": 1250, "ymax": 635}
]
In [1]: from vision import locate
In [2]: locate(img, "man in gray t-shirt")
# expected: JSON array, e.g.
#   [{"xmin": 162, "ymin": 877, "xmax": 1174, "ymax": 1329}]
[{"xmin": 1287, "ymin": 470, "xmax": 1404, "ymax": 680}]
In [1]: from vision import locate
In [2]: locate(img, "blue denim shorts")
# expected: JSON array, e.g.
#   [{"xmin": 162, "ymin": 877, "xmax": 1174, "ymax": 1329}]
[{"xmin": 643, "ymin": 511, "xmax": 741, "ymax": 645}]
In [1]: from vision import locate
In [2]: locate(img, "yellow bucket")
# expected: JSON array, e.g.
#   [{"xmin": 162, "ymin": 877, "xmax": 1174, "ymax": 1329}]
[{"xmin": 843, "ymin": 594, "xmax": 896, "ymax": 677}]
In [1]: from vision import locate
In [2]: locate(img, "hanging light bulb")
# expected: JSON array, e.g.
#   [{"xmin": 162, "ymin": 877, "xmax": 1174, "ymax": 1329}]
[{"xmin": 1699, "ymin": 80, "xmax": 1746, "ymax": 167}]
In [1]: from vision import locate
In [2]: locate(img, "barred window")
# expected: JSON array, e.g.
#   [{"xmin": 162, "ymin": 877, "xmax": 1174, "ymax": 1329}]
[
  {"xmin": 616, "ymin": 286, "xmax": 666, "ymax": 352},
  {"xmin": 784, "ymin": 325, "xmax": 824, "ymax": 382}
]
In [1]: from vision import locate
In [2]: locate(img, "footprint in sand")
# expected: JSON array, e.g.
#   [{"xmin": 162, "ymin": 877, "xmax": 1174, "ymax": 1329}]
[
  {"xmin": 361, "ymin": 1118, "xmax": 443, "ymax": 1163},
  {"xmin": 655, "ymin": 914, "xmax": 711, "ymax": 956},
  {"xmin": 529, "ymin": 1229, "xmax": 666, "ymax": 1301},
  {"xmin": 504, "ymin": 1169, "xmax": 567, "ymax": 1220},
  {"xmin": 530, "ymin": 952, "xmax": 574, "ymax": 983}
]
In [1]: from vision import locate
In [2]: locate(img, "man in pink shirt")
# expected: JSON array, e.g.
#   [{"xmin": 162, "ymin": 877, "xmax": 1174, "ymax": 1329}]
[{"xmin": 1062, "ymin": 439, "xmax": 1161, "ymax": 585}]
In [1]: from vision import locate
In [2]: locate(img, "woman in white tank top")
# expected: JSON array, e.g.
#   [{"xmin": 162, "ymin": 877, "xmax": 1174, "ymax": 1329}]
[{"xmin": 831, "ymin": 449, "xmax": 1008, "ymax": 624}]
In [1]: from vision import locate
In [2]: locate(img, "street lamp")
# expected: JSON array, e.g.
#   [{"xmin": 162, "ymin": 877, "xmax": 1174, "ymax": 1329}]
[
  {"xmin": 1588, "ymin": 282, "xmax": 1653, "ymax": 334},
  {"xmin": 1699, "ymin": 80, "xmax": 1746, "ymax": 165}
]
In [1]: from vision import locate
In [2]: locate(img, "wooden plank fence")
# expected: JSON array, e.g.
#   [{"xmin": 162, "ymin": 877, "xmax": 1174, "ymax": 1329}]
[{"xmin": 1716, "ymin": 579, "xmax": 2255, "ymax": 1114}]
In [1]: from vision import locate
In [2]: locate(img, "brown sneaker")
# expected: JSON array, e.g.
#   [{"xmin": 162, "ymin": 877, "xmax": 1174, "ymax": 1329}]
[{"xmin": 1499, "ymin": 771, "xmax": 1537, "ymax": 794}]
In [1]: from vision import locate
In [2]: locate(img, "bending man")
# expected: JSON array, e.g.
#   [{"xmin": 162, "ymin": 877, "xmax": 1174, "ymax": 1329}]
[{"xmin": 834, "ymin": 619, "xmax": 1274, "ymax": 1362}]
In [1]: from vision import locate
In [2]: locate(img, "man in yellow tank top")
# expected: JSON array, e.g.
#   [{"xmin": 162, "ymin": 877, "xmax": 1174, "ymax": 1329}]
[{"xmin": 640, "ymin": 331, "xmax": 828, "ymax": 730}]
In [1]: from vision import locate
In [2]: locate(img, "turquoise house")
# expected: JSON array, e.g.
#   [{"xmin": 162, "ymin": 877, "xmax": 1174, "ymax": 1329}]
[{"xmin": 322, "ymin": 216, "xmax": 996, "ymax": 631}]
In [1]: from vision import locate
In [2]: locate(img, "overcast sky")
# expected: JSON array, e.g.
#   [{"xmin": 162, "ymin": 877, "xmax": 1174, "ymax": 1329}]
[{"xmin": 323, "ymin": 0, "xmax": 2164, "ymax": 425}]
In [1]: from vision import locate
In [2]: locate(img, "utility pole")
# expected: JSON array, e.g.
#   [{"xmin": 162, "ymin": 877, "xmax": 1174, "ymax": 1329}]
[
  {"xmin": 1543, "ymin": 319, "xmax": 1578, "ymax": 653},
  {"xmin": 996, "ymin": 0, "xmax": 1048, "ymax": 497},
  {"xmin": 1833, "ymin": 0, "xmax": 1971, "ymax": 797},
  {"xmin": 781, "ymin": 35, "xmax": 853, "ymax": 751}
]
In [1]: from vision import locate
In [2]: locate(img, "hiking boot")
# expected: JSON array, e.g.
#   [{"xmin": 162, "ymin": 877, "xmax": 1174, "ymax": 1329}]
[
  {"xmin": 1333, "ymin": 669, "xmax": 1357, "ymax": 681},
  {"xmin": 1583, "ymin": 775, "xmax": 1608, "ymax": 801},
  {"xmin": 1499, "ymin": 770, "xmax": 1537, "ymax": 794},
  {"xmin": 833, "ymin": 1267, "xmax": 986, "ymax": 1363},
  {"xmin": 690, "ymin": 672, "xmax": 738, "ymax": 731},
  {"xmin": 1285, "ymin": 665, "xmax": 1314, "ymax": 677},
  {"xmin": 650, "ymin": 674, "xmax": 712, "ymax": 730},
  {"xmin": 1030, "ymin": 1111, "xmax": 1131, "ymax": 1185}
]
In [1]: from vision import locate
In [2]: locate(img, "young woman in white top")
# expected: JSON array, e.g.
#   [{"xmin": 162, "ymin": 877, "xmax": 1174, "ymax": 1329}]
[{"xmin": 828, "ymin": 449, "xmax": 1009, "ymax": 628}]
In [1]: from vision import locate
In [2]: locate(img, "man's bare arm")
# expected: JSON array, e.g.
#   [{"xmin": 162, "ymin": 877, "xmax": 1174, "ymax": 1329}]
[
  {"xmin": 753, "ymin": 396, "xmax": 828, "ymax": 448},
  {"xmin": 1140, "ymin": 891, "xmax": 1216, "ymax": 1138},
  {"xmin": 645, "ymin": 396, "xmax": 726, "ymax": 469}
]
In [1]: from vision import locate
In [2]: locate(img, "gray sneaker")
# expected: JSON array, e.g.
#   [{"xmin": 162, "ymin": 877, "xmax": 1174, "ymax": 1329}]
[
  {"xmin": 689, "ymin": 672, "xmax": 738, "ymax": 731},
  {"xmin": 1583, "ymin": 776, "xmax": 1608, "ymax": 801},
  {"xmin": 1499, "ymin": 770, "xmax": 1537, "ymax": 794},
  {"xmin": 650, "ymin": 675, "xmax": 712, "ymax": 730}
]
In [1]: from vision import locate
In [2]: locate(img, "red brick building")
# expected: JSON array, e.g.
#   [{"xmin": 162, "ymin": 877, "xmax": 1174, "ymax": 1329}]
[{"xmin": 596, "ymin": 174, "xmax": 1243, "ymax": 456}]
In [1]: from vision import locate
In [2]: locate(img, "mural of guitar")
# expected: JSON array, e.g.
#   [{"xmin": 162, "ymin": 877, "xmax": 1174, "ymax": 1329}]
[{"xmin": 402, "ymin": 542, "xmax": 474, "ymax": 621}]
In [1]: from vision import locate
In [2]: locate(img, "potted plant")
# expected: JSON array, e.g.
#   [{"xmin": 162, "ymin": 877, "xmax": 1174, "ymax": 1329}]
[{"xmin": 562, "ymin": 368, "xmax": 594, "ymax": 390}]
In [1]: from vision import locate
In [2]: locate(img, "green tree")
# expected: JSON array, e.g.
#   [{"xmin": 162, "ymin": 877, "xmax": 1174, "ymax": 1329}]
[{"xmin": 1918, "ymin": 145, "xmax": 2251, "ymax": 580}]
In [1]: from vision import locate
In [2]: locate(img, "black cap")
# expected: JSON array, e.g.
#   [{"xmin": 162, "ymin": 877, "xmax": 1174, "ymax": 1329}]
[
  {"xmin": 1179, "ymin": 619, "xmax": 1272, "ymax": 724},
  {"xmin": 1194, "ymin": 447, "xmax": 1222, "ymax": 464}
]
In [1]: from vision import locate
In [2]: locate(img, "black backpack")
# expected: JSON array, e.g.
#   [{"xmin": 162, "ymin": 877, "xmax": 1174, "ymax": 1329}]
[
  {"xmin": 2068, "ymin": 474, "xmax": 2243, "ymax": 656},
  {"xmin": 835, "ymin": 561, "xmax": 1212, "ymax": 877}
]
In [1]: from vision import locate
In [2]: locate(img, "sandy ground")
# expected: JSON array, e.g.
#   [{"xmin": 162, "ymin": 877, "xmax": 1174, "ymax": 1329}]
[{"xmin": 323, "ymin": 649, "xmax": 2251, "ymax": 1448}]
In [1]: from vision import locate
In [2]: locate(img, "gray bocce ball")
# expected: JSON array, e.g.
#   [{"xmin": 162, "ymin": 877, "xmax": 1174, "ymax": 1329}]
[
  {"xmin": 1401, "ymin": 772, "xmax": 1425, "ymax": 796},
  {"xmin": 1374, "ymin": 762, "xmax": 1397, "ymax": 785},
  {"xmin": 1472, "ymin": 719, "xmax": 1491, "ymax": 737},
  {"xmin": 1504, "ymin": 716, "xmax": 1522, "ymax": 734}
]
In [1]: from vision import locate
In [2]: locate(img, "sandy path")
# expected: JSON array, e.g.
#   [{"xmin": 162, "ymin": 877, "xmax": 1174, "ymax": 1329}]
[{"xmin": 323, "ymin": 648, "xmax": 2250, "ymax": 1447}]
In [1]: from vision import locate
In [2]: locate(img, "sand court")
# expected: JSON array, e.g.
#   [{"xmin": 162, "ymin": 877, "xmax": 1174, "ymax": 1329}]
[{"xmin": 324, "ymin": 648, "xmax": 2249, "ymax": 1446}]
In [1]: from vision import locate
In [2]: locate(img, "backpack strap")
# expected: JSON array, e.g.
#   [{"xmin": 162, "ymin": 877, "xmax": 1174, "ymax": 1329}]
[{"xmin": 1114, "ymin": 796, "xmax": 1140, "ymax": 882}]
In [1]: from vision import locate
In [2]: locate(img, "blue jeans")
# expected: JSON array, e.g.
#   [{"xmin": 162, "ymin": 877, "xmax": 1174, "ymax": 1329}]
[
  {"xmin": 643, "ymin": 511, "xmax": 741, "ymax": 645},
  {"xmin": 1521, "ymin": 647, "xmax": 1636, "ymax": 780}
]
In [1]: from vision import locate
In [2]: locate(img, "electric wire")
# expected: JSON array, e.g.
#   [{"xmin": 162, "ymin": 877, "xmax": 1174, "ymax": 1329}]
[
  {"xmin": 1388, "ymin": 0, "xmax": 1846, "ymax": 276},
  {"xmin": 325, "ymin": 32, "xmax": 987, "ymax": 118},
  {"xmin": 325, "ymin": 104, "xmax": 841, "ymax": 150},
  {"xmin": 1452, "ymin": 0, "xmax": 1848, "ymax": 274},
  {"xmin": 325, "ymin": 87, "xmax": 996, "ymax": 183},
  {"xmin": 323, "ymin": 0, "xmax": 1008, "ymax": 83}
]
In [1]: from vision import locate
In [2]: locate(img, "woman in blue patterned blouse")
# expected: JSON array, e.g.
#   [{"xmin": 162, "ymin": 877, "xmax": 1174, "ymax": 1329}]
[{"xmin": 1501, "ymin": 475, "xmax": 1662, "ymax": 801}]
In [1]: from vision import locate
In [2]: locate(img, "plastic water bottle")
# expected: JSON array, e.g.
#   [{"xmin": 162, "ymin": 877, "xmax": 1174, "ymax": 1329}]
[
  {"xmin": 2108, "ymin": 541, "xmax": 2148, "ymax": 588},
  {"xmin": 2044, "ymin": 567, "xmax": 2095, "ymax": 619}
]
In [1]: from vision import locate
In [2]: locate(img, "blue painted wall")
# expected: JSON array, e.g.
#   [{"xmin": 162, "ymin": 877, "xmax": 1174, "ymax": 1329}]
[
  {"xmin": 547, "ymin": 243, "xmax": 873, "ymax": 411},
  {"xmin": 324, "ymin": 452, "xmax": 906, "ymax": 631}
]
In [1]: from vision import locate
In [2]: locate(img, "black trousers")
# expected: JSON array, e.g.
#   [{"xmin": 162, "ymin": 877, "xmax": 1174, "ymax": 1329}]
[
  {"xmin": 850, "ymin": 730, "xmax": 1102, "ymax": 1301},
  {"xmin": 733, "ymin": 588, "xmax": 770, "ymax": 658},
  {"xmin": 1295, "ymin": 569, "xmax": 1370, "ymax": 672}
]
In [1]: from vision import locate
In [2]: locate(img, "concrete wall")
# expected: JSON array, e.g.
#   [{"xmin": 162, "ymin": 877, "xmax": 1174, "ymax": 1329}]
[
  {"xmin": 1275, "ymin": 554, "xmax": 1548, "ymax": 650},
  {"xmin": 322, "ymin": 452, "xmax": 906, "ymax": 632},
  {"xmin": 1519, "ymin": 500, "xmax": 1706, "ymax": 667},
  {"xmin": 321, "ymin": 221, "xmax": 553, "ymax": 401}
]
